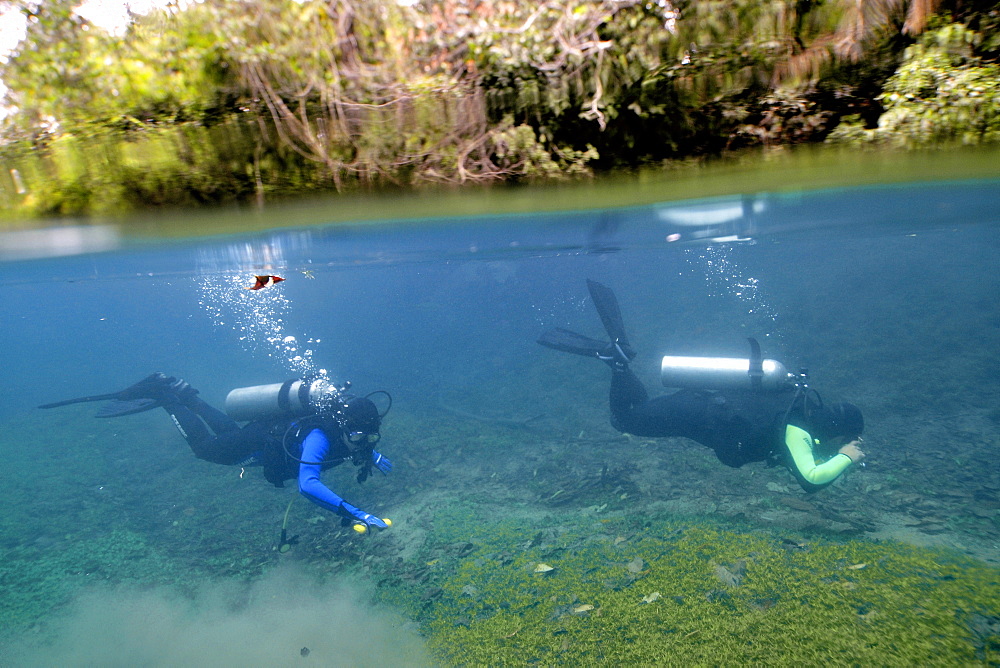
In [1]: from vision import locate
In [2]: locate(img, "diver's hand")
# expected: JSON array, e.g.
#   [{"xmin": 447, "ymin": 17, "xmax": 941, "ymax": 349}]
[
  {"xmin": 338, "ymin": 502, "xmax": 390, "ymax": 531},
  {"xmin": 839, "ymin": 441, "xmax": 866, "ymax": 464},
  {"xmin": 371, "ymin": 450, "xmax": 392, "ymax": 475},
  {"xmin": 356, "ymin": 513, "xmax": 389, "ymax": 530}
]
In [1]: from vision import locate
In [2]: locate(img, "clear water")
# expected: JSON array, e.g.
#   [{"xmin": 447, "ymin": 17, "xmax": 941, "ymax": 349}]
[{"xmin": 1, "ymin": 177, "xmax": 999, "ymax": 665}]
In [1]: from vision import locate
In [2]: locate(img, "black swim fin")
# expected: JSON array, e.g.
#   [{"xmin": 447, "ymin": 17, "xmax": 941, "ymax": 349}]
[
  {"xmin": 586, "ymin": 279, "xmax": 635, "ymax": 361},
  {"xmin": 38, "ymin": 391, "xmax": 121, "ymax": 409},
  {"xmin": 537, "ymin": 327, "xmax": 610, "ymax": 357},
  {"xmin": 38, "ymin": 373, "xmax": 184, "ymax": 417},
  {"xmin": 94, "ymin": 398, "xmax": 162, "ymax": 418}
]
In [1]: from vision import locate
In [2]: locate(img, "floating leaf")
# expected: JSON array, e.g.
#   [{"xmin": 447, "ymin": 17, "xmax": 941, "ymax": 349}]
[{"xmin": 534, "ymin": 563, "xmax": 555, "ymax": 573}]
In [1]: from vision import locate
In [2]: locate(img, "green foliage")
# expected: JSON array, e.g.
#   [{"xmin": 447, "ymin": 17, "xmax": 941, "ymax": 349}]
[
  {"xmin": 1, "ymin": 2, "xmax": 999, "ymax": 217},
  {"xmin": 828, "ymin": 24, "xmax": 1000, "ymax": 147},
  {"xmin": 465, "ymin": 0, "xmax": 802, "ymax": 167},
  {"xmin": 376, "ymin": 507, "xmax": 1000, "ymax": 666},
  {"xmin": 490, "ymin": 121, "xmax": 599, "ymax": 180}
]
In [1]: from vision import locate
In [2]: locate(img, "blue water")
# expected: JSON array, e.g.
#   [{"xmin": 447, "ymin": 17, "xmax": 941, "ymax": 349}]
[
  {"xmin": 2, "ymin": 179, "xmax": 999, "ymax": 665},
  {"xmin": 5, "ymin": 180, "xmax": 998, "ymax": 418}
]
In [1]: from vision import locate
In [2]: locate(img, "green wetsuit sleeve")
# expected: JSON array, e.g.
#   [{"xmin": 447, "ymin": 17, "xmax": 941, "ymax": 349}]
[{"xmin": 784, "ymin": 424, "xmax": 852, "ymax": 485}]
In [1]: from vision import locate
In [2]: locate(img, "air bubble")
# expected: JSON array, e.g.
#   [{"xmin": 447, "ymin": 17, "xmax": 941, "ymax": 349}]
[{"xmin": 197, "ymin": 272, "xmax": 333, "ymax": 380}]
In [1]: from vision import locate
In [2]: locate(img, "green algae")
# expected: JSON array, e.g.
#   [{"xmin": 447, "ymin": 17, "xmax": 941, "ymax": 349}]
[{"xmin": 376, "ymin": 506, "xmax": 1000, "ymax": 666}]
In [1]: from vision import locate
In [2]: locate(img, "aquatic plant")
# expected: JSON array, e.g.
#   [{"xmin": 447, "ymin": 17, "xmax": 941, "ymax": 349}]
[{"xmin": 375, "ymin": 505, "xmax": 1000, "ymax": 666}]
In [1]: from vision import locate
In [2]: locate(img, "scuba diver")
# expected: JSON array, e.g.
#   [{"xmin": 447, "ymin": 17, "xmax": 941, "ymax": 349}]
[
  {"xmin": 538, "ymin": 280, "xmax": 866, "ymax": 492},
  {"xmin": 39, "ymin": 374, "xmax": 394, "ymax": 532}
]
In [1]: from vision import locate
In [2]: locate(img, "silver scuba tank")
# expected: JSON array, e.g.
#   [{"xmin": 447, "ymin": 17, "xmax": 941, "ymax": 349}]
[
  {"xmin": 224, "ymin": 377, "xmax": 340, "ymax": 422},
  {"xmin": 660, "ymin": 355, "xmax": 793, "ymax": 391}
]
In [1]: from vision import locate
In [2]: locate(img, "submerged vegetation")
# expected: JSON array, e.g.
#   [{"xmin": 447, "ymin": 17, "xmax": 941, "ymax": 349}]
[
  {"xmin": 375, "ymin": 506, "xmax": 1000, "ymax": 666},
  {"xmin": 2, "ymin": 368, "xmax": 999, "ymax": 663},
  {"xmin": 0, "ymin": 0, "xmax": 998, "ymax": 218}
]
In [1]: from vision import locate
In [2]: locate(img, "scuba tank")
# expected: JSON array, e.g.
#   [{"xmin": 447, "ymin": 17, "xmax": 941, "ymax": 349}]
[
  {"xmin": 660, "ymin": 338, "xmax": 797, "ymax": 392},
  {"xmin": 224, "ymin": 377, "xmax": 343, "ymax": 422}
]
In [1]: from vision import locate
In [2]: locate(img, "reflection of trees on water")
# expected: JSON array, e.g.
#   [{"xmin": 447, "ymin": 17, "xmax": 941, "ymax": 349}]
[{"xmin": 2, "ymin": 1, "xmax": 997, "ymax": 216}]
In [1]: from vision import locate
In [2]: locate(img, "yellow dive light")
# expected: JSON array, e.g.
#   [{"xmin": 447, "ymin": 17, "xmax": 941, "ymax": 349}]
[{"xmin": 352, "ymin": 518, "xmax": 392, "ymax": 534}]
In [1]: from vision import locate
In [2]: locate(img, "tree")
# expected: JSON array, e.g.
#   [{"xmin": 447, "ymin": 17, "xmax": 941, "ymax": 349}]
[{"xmin": 827, "ymin": 23, "xmax": 1000, "ymax": 146}]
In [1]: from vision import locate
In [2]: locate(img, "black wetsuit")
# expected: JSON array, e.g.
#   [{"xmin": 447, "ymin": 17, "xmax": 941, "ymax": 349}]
[
  {"xmin": 537, "ymin": 280, "xmax": 857, "ymax": 490},
  {"xmin": 609, "ymin": 367, "xmax": 797, "ymax": 468},
  {"xmin": 37, "ymin": 374, "xmax": 391, "ymax": 526},
  {"xmin": 165, "ymin": 396, "xmax": 346, "ymax": 486}
]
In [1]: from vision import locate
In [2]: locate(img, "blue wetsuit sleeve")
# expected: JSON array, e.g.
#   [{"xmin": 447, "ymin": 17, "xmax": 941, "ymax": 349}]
[
  {"xmin": 297, "ymin": 428, "xmax": 389, "ymax": 530},
  {"xmin": 297, "ymin": 428, "xmax": 350, "ymax": 515}
]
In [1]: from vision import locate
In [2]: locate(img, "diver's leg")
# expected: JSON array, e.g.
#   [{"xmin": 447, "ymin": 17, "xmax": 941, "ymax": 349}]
[
  {"xmin": 189, "ymin": 426, "xmax": 263, "ymax": 466},
  {"xmin": 610, "ymin": 368, "xmax": 713, "ymax": 440},
  {"xmin": 161, "ymin": 402, "xmax": 214, "ymax": 456},
  {"xmin": 184, "ymin": 397, "xmax": 239, "ymax": 436},
  {"xmin": 609, "ymin": 367, "xmax": 650, "ymax": 432},
  {"xmin": 155, "ymin": 378, "xmax": 238, "ymax": 438},
  {"xmin": 162, "ymin": 401, "xmax": 258, "ymax": 465},
  {"xmin": 156, "ymin": 380, "xmax": 251, "ymax": 465}
]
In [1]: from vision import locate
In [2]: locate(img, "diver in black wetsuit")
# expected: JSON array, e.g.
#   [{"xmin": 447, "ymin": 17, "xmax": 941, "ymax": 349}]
[
  {"xmin": 39, "ymin": 375, "xmax": 394, "ymax": 531},
  {"xmin": 538, "ymin": 280, "xmax": 866, "ymax": 492}
]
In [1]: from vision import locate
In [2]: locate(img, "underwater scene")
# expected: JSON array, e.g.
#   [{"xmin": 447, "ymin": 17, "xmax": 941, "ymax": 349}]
[{"xmin": 1, "ymin": 179, "xmax": 999, "ymax": 666}]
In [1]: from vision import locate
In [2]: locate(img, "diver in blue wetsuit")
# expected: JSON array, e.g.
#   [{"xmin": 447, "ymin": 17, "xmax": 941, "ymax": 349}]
[{"xmin": 39, "ymin": 374, "xmax": 393, "ymax": 531}]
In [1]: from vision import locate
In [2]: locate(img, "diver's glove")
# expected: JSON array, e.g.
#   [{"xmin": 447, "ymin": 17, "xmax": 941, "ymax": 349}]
[
  {"xmin": 371, "ymin": 450, "xmax": 392, "ymax": 475},
  {"xmin": 337, "ymin": 501, "xmax": 389, "ymax": 531},
  {"xmin": 354, "ymin": 451, "xmax": 391, "ymax": 483}
]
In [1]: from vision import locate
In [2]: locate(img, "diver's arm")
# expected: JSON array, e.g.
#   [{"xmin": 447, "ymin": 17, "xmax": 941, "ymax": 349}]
[
  {"xmin": 297, "ymin": 429, "xmax": 387, "ymax": 528},
  {"xmin": 784, "ymin": 424, "xmax": 853, "ymax": 488},
  {"xmin": 297, "ymin": 428, "xmax": 346, "ymax": 511}
]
